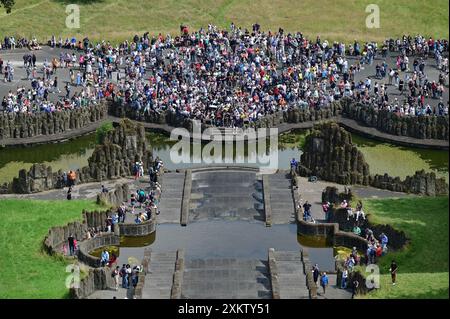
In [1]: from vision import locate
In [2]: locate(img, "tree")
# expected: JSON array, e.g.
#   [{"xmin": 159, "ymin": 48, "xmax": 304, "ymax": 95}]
[{"xmin": 0, "ymin": 0, "xmax": 15, "ymax": 14}]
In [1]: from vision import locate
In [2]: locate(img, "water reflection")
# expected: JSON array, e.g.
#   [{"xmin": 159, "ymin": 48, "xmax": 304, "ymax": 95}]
[
  {"xmin": 352, "ymin": 134, "xmax": 449, "ymax": 182},
  {"xmin": 148, "ymin": 130, "xmax": 304, "ymax": 171},
  {"xmin": 115, "ymin": 221, "xmax": 336, "ymax": 271},
  {"xmin": 0, "ymin": 134, "xmax": 96, "ymax": 184}
]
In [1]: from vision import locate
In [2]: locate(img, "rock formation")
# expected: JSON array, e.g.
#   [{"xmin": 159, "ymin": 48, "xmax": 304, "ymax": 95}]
[
  {"xmin": 6, "ymin": 119, "xmax": 153, "ymax": 194},
  {"xmin": 298, "ymin": 121, "xmax": 448, "ymax": 196}
]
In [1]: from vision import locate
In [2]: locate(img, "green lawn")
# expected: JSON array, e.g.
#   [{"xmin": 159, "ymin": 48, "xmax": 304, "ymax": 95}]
[
  {"xmin": 0, "ymin": 199, "xmax": 102, "ymax": 299},
  {"xmin": 0, "ymin": 0, "xmax": 448, "ymax": 44},
  {"xmin": 358, "ymin": 196, "xmax": 449, "ymax": 299}
]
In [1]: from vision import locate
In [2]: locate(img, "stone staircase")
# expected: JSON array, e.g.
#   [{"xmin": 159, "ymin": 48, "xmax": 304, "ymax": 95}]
[
  {"xmin": 181, "ymin": 258, "xmax": 272, "ymax": 299},
  {"xmin": 268, "ymin": 173, "xmax": 296, "ymax": 224},
  {"xmin": 189, "ymin": 170, "xmax": 264, "ymax": 222},
  {"xmin": 158, "ymin": 172, "xmax": 186, "ymax": 223},
  {"xmin": 141, "ymin": 251, "xmax": 178, "ymax": 299},
  {"xmin": 272, "ymin": 250, "xmax": 310, "ymax": 299}
]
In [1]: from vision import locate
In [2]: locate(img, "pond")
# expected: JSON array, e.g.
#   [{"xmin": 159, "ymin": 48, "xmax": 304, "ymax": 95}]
[
  {"xmin": 149, "ymin": 129, "xmax": 448, "ymax": 182},
  {"xmin": 91, "ymin": 221, "xmax": 337, "ymax": 271},
  {"xmin": 0, "ymin": 128, "xmax": 447, "ymax": 184},
  {"xmin": 351, "ymin": 134, "xmax": 449, "ymax": 183},
  {"xmin": 0, "ymin": 134, "xmax": 96, "ymax": 184}
]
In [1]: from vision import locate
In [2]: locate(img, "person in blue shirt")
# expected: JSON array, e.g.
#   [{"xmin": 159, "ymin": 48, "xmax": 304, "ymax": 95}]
[
  {"xmin": 320, "ymin": 272, "xmax": 329, "ymax": 294},
  {"xmin": 290, "ymin": 158, "xmax": 298, "ymax": 170},
  {"xmin": 100, "ymin": 250, "xmax": 109, "ymax": 267}
]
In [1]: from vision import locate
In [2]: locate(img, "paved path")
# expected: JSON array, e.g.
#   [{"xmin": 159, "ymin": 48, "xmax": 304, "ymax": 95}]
[{"xmin": 182, "ymin": 258, "xmax": 272, "ymax": 299}]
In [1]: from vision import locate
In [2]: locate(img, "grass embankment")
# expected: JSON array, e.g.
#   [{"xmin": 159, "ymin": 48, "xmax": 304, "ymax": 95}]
[
  {"xmin": 0, "ymin": 0, "xmax": 448, "ymax": 44},
  {"xmin": 0, "ymin": 199, "xmax": 102, "ymax": 298},
  {"xmin": 357, "ymin": 196, "xmax": 449, "ymax": 299}
]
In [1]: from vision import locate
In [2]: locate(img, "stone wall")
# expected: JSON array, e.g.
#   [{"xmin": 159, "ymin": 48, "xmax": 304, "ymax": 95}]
[
  {"xmin": 297, "ymin": 121, "xmax": 448, "ymax": 195},
  {"xmin": 297, "ymin": 219, "xmax": 369, "ymax": 252},
  {"xmin": 301, "ymin": 249, "xmax": 318, "ymax": 299},
  {"xmin": 9, "ymin": 163, "xmax": 66, "ymax": 194},
  {"xmin": 328, "ymin": 207, "xmax": 408, "ymax": 251},
  {"xmin": 0, "ymin": 103, "xmax": 108, "ymax": 140},
  {"xmin": 108, "ymin": 102, "xmax": 192, "ymax": 129},
  {"xmin": 342, "ymin": 99, "xmax": 449, "ymax": 140},
  {"xmin": 134, "ymin": 249, "xmax": 151, "ymax": 299},
  {"xmin": 69, "ymin": 267, "xmax": 114, "ymax": 299},
  {"xmin": 119, "ymin": 215, "xmax": 156, "ymax": 237},
  {"xmin": 4, "ymin": 119, "xmax": 154, "ymax": 194},
  {"xmin": 77, "ymin": 233, "xmax": 120, "ymax": 268},
  {"xmin": 369, "ymin": 170, "xmax": 448, "ymax": 196},
  {"xmin": 283, "ymin": 101, "xmax": 342, "ymax": 124},
  {"xmin": 43, "ymin": 209, "xmax": 113, "ymax": 255},
  {"xmin": 96, "ymin": 183, "xmax": 130, "ymax": 206},
  {"xmin": 292, "ymin": 171, "xmax": 369, "ymax": 252}
]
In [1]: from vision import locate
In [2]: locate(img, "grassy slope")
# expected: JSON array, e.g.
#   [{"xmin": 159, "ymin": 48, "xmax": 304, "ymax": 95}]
[
  {"xmin": 0, "ymin": 0, "xmax": 448, "ymax": 43},
  {"xmin": 0, "ymin": 199, "xmax": 101, "ymax": 298},
  {"xmin": 359, "ymin": 196, "xmax": 449, "ymax": 299}
]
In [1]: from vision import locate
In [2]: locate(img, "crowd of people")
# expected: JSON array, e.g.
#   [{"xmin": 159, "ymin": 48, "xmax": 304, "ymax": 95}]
[{"xmin": 1, "ymin": 27, "xmax": 448, "ymax": 128}]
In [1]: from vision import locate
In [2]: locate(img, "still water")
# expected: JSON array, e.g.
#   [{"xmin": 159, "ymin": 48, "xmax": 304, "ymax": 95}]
[
  {"xmin": 0, "ymin": 129, "xmax": 447, "ymax": 184},
  {"xmin": 0, "ymin": 134, "xmax": 96, "ymax": 184},
  {"xmin": 90, "ymin": 221, "xmax": 337, "ymax": 271},
  {"xmin": 351, "ymin": 134, "xmax": 449, "ymax": 183}
]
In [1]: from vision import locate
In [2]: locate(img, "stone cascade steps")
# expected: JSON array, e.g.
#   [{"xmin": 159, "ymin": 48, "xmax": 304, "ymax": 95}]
[
  {"xmin": 268, "ymin": 173, "xmax": 296, "ymax": 224},
  {"xmin": 189, "ymin": 171, "xmax": 264, "ymax": 222},
  {"xmin": 272, "ymin": 250, "xmax": 309, "ymax": 299},
  {"xmin": 158, "ymin": 173, "xmax": 186, "ymax": 223},
  {"xmin": 141, "ymin": 251, "xmax": 178, "ymax": 299},
  {"xmin": 181, "ymin": 258, "xmax": 272, "ymax": 299}
]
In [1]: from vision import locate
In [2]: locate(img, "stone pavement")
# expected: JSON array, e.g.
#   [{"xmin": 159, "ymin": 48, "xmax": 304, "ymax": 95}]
[
  {"xmin": 182, "ymin": 258, "xmax": 272, "ymax": 299},
  {"xmin": 189, "ymin": 170, "xmax": 265, "ymax": 222},
  {"xmin": 273, "ymin": 250, "xmax": 310, "ymax": 299}
]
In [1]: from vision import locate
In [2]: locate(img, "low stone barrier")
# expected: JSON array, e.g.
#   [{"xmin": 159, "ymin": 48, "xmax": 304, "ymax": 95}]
[
  {"xmin": 293, "ymin": 174, "xmax": 369, "ymax": 252},
  {"xmin": 262, "ymin": 175, "xmax": 272, "ymax": 226},
  {"xmin": 180, "ymin": 169, "xmax": 192, "ymax": 226},
  {"xmin": 0, "ymin": 103, "xmax": 108, "ymax": 140},
  {"xmin": 69, "ymin": 267, "xmax": 114, "ymax": 299},
  {"xmin": 301, "ymin": 249, "xmax": 317, "ymax": 299},
  {"xmin": 134, "ymin": 248, "xmax": 151, "ymax": 299},
  {"xmin": 328, "ymin": 207, "xmax": 408, "ymax": 251},
  {"xmin": 171, "ymin": 249, "xmax": 185, "ymax": 299},
  {"xmin": 77, "ymin": 233, "xmax": 120, "ymax": 268},
  {"xmin": 342, "ymin": 99, "xmax": 449, "ymax": 140},
  {"xmin": 119, "ymin": 214, "xmax": 156, "ymax": 237},
  {"xmin": 267, "ymin": 248, "xmax": 281, "ymax": 299}
]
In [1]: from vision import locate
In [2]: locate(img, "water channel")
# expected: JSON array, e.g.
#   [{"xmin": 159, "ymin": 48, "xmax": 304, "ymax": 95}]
[
  {"xmin": 1, "ymin": 129, "xmax": 447, "ymax": 184},
  {"xmin": 1, "ymin": 128, "xmax": 448, "ymax": 267}
]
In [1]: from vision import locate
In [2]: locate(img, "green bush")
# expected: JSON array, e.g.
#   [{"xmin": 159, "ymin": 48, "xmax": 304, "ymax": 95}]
[{"xmin": 95, "ymin": 122, "xmax": 114, "ymax": 144}]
